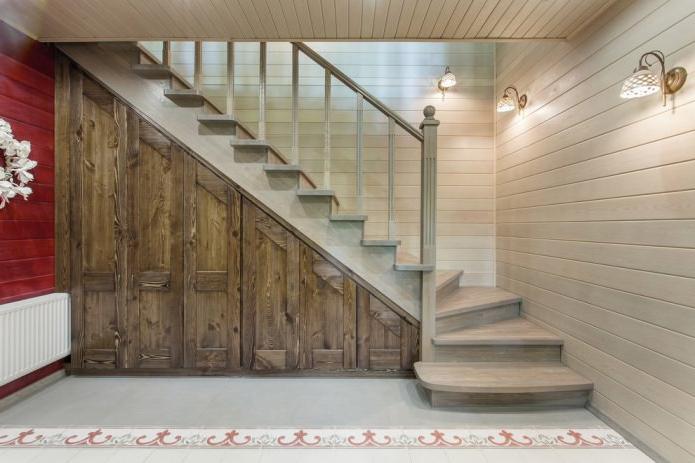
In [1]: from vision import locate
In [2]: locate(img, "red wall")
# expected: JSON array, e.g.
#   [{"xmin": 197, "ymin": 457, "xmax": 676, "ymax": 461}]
[{"xmin": 0, "ymin": 20, "xmax": 55, "ymax": 304}]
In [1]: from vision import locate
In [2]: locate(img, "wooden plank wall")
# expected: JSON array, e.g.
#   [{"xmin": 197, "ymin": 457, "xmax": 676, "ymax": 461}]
[
  {"xmin": 142, "ymin": 41, "xmax": 496, "ymax": 285},
  {"xmin": 59, "ymin": 62, "xmax": 419, "ymax": 375},
  {"xmin": 494, "ymin": 1, "xmax": 695, "ymax": 460}
]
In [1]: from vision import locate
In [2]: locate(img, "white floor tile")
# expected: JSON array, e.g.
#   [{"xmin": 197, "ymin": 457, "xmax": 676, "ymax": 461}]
[
  {"xmin": 409, "ymin": 448, "xmax": 448, "ymax": 463},
  {"xmin": 143, "ymin": 449, "xmax": 192, "ymax": 463},
  {"xmin": 444, "ymin": 449, "xmax": 487, "ymax": 463},
  {"xmin": 69, "ymin": 448, "xmax": 118, "ymax": 463},
  {"xmin": 216, "ymin": 449, "xmax": 263, "ymax": 463},
  {"xmin": 107, "ymin": 449, "xmax": 155, "ymax": 463}
]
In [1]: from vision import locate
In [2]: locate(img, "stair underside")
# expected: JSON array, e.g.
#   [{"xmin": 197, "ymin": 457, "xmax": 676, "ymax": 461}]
[
  {"xmin": 437, "ymin": 286, "xmax": 520, "ymax": 319},
  {"xmin": 60, "ymin": 42, "xmax": 421, "ymax": 320},
  {"xmin": 415, "ymin": 362, "xmax": 593, "ymax": 394},
  {"xmin": 433, "ymin": 318, "xmax": 562, "ymax": 346}
]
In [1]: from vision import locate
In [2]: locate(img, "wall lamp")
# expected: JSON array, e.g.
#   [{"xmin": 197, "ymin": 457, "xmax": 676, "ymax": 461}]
[
  {"xmin": 620, "ymin": 50, "xmax": 687, "ymax": 106},
  {"xmin": 438, "ymin": 66, "xmax": 456, "ymax": 98},
  {"xmin": 496, "ymin": 86, "xmax": 527, "ymax": 114}
]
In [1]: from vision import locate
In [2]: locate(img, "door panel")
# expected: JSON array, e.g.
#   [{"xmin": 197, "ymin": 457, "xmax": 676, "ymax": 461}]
[{"xmin": 242, "ymin": 200, "xmax": 300, "ymax": 370}]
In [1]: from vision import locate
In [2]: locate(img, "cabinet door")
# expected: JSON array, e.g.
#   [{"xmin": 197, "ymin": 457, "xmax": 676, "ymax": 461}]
[
  {"xmin": 299, "ymin": 246, "xmax": 357, "ymax": 370},
  {"xmin": 183, "ymin": 161, "xmax": 241, "ymax": 370},
  {"xmin": 241, "ymin": 200, "xmax": 300, "ymax": 370},
  {"xmin": 76, "ymin": 96, "xmax": 119, "ymax": 369},
  {"xmin": 125, "ymin": 130, "xmax": 184, "ymax": 369}
]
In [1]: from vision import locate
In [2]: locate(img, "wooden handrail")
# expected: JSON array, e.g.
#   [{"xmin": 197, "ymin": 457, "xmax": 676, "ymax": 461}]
[{"xmin": 293, "ymin": 42, "xmax": 424, "ymax": 143}]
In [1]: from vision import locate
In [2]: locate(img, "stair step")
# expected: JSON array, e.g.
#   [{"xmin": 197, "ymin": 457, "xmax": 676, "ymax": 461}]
[
  {"xmin": 330, "ymin": 214, "xmax": 368, "ymax": 222},
  {"xmin": 263, "ymin": 164, "xmax": 302, "ymax": 172},
  {"xmin": 394, "ymin": 263, "xmax": 435, "ymax": 272},
  {"xmin": 132, "ymin": 63, "xmax": 173, "ymax": 79},
  {"xmin": 361, "ymin": 239, "xmax": 400, "ymax": 247},
  {"xmin": 436, "ymin": 270, "xmax": 463, "ymax": 298},
  {"xmin": 296, "ymin": 189, "xmax": 335, "ymax": 197},
  {"xmin": 415, "ymin": 361, "xmax": 592, "ymax": 407},
  {"xmin": 433, "ymin": 318, "xmax": 562, "ymax": 346},
  {"xmin": 164, "ymin": 88, "xmax": 204, "ymax": 105},
  {"xmin": 437, "ymin": 287, "xmax": 521, "ymax": 319},
  {"xmin": 230, "ymin": 138, "xmax": 270, "ymax": 148},
  {"xmin": 197, "ymin": 114, "xmax": 238, "ymax": 125}
]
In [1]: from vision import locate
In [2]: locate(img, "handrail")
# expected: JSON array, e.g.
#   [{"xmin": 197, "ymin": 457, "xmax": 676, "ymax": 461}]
[{"xmin": 293, "ymin": 42, "xmax": 424, "ymax": 143}]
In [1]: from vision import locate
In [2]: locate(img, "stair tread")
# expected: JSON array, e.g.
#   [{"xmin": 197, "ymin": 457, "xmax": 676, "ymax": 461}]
[
  {"xmin": 433, "ymin": 318, "xmax": 563, "ymax": 345},
  {"xmin": 437, "ymin": 286, "xmax": 521, "ymax": 318},
  {"xmin": 436, "ymin": 270, "xmax": 462, "ymax": 293},
  {"xmin": 394, "ymin": 263, "xmax": 435, "ymax": 272},
  {"xmin": 296, "ymin": 189, "xmax": 335, "ymax": 196},
  {"xmin": 263, "ymin": 164, "xmax": 301, "ymax": 172},
  {"xmin": 361, "ymin": 239, "xmax": 400, "ymax": 247},
  {"xmin": 132, "ymin": 63, "xmax": 172, "ymax": 78},
  {"xmin": 415, "ymin": 361, "xmax": 593, "ymax": 394},
  {"xmin": 198, "ymin": 114, "xmax": 238, "ymax": 123},
  {"xmin": 330, "ymin": 214, "xmax": 368, "ymax": 222},
  {"xmin": 164, "ymin": 88, "xmax": 201, "ymax": 95},
  {"xmin": 230, "ymin": 138, "xmax": 270, "ymax": 147}
]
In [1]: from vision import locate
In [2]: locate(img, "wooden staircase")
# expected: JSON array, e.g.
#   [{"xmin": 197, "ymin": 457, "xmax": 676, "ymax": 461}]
[{"xmin": 415, "ymin": 273, "xmax": 593, "ymax": 407}]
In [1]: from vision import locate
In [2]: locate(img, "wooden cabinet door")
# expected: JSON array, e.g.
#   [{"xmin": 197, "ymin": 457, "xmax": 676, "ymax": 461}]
[
  {"xmin": 125, "ymin": 129, "xmax": 184, "ymax": 369},
  {"xmin": 299, "ymin": 246, "xmax": 357, "ymax": 369},
  {"xmin": 241, "ymin": 200, "xmax": 300, "ymax": 370},
  {"xmin": 73, "ymin": 96, "xmax": 120, "ymax": 369},
  {"xmin": 183, "ymin": 161, "xmax": 241, "ymax": 370}
]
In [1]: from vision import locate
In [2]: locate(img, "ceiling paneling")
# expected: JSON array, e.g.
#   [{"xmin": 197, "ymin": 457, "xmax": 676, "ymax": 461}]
[{"xmin": 2, "ymin": 0, "xmax": 618, "ymax": 42}]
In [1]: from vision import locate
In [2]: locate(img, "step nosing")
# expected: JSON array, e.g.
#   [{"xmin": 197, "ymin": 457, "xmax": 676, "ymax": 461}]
[{"xmin": 436, "ymin": 298, "xmax": 522, "ymax": 318}]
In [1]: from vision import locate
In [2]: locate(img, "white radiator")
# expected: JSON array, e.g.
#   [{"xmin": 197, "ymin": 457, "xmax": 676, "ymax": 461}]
[{"xmin": 0, "ymin": 293, "xmax": 70, "ymax": 387}]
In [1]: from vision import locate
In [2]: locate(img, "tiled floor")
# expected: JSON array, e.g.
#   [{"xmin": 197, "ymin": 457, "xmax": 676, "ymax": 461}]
[{"xmin": 0, "ymin": 376, "xmax": 654, "ymax": 462}]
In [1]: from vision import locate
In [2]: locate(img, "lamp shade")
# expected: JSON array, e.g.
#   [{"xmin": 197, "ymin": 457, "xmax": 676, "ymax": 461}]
[
  {"xmin": 496, "ymin": 94, "xmax": 516, "ymax": 112},
  {"xmin": 438, "ymin": 67, "xmax": 456, "ymax": 90},
  {"xmin": 620, "ymin": 66, "xmax": 661, "ymax": 99}
]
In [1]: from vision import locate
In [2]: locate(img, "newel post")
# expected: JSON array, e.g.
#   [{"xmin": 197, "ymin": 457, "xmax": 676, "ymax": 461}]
[{"xmin": 420, "ymin": 105, "xmax": 439, "ymax": 362}]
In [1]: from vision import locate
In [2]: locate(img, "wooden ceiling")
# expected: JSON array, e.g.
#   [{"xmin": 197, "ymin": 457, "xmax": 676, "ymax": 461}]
[{"xmin": 3, "ymin": 0, "xmax": 616, "ymax": 42}]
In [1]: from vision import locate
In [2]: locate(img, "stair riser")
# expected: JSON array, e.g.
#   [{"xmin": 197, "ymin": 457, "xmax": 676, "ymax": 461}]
[
  {"xmin": 436, "ymin": 303, "xmax": 520, "ymax": 334},
  {"xmin": 434, "ymin": 345, "xmax": 561, "ymax": 363},
  {"xmin": 426, "ymin": 389, "xmax": 590, "ymax": 408},
  {"xmin": 198, "ymin": 124, "xmax": 237, "ymax": 137},
  {"xmin": 265, "ymin": 172, "xmax": 300, "ymax": 191},
  {"xmin": 436, "ymin": 276, "xmax": 461, "ymax": 300},
  {"xmin": 233, "ymin": 148, "xmax": 268, "ymax": 164}
]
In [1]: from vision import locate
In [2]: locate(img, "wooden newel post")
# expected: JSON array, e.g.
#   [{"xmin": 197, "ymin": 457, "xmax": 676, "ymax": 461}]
[{"xmin": 420, "ymin": 105, "xmax": 439, "ymax": 362}]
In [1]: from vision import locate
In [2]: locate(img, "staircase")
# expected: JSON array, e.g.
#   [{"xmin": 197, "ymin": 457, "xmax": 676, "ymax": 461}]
[
  {"xmin": 59, "ymin": 39, "xmax": 592, "ymax": 405},
  {"xmin": 415, "ymin": 272, "xmax": 593, "ymax": 407}
]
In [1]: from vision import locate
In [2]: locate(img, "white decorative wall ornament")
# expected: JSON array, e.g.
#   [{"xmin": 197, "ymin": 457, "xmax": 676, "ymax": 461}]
[{"xmin": 0, "ymin": 117, "xmax": 36, "ymax": 209}]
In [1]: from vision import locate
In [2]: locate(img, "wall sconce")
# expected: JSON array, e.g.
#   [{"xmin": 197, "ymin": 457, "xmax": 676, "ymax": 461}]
[
  {"xmin": 438, "ymin": 66, "xmax": 456, "ymax": 98},
  {"xmin": 620, "ymin": 50, "xmax": 687, "ymax": 106},
  {"xmin": 496, "ymin": 86, "xmax": 527, "ymax": 114}
]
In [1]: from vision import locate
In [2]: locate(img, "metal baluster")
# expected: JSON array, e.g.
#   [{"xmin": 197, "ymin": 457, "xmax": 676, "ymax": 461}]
[
  {"xmin": 193, "ymin": 41, "xmax": 202, "ymax": 90},
  {"xmin": 355, "ymin": 93, "xmax": 364, "ymax": 213},
  {"xmin": 291, "ymin": 44, "xmax": 299, "ymax": 164},
  {"xmin": 324, "ymin": 69, "xmax": 331, "ymax": 188},
  {"xmin": 258, "ymin": 42, "xmax": 267, "ymax": 140},
  {"xmin": 387, "ymin": 117, "xmax": 396, "ymax": 240},
  {"xmin": 226, "ymin": 41, "xmax": 234, "ymax": 115}
]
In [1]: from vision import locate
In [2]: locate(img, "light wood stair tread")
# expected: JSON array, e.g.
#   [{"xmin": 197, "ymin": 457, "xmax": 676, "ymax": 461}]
[
  {"xmin": 437, "ymin": 286, "xmax": 521, "ymax": 318},
  {"xmin": 415, "ymin": 362, "xmax": 593, "ymax": 394},
  {"xmin": 230, "ymin": 138, "xmax": 270, "ymax": 147},
  {"xmin": 436, "ymin": 270, "xmax": 462, "ymax": 295},
  {"xmin": 330, "ymin": 214, "xmax": 367, "ymax": 222},
  {"xmin": 394, "ymin": 263, "xmax": 435, "ymax": 272},
  {"xmin": 263, "ymin": 164, "xmax": 302, "ymax": 172},
  {"xmin": 132, "ymin": 63, "xmax": 172, "ymax": 78},
  {"xmin": 296, "ymin": 189, "xmax": 335, "ymax": 197},
  {"xmin": 197, "ymin": 114, "xmax": 238, "ymax": 124},
  {"xmin": 361, "ymin": 239, "xmax": 400, "ymax": 247},
  {"xmin": 433, "ymin": 318, "xmax": 563, "ymax": 346}
]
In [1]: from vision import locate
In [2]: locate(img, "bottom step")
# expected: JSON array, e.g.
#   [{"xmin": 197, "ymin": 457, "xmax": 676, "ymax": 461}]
[{"xmin": 415, "ymin": 362, "xmax": 592, "ymax": 407}]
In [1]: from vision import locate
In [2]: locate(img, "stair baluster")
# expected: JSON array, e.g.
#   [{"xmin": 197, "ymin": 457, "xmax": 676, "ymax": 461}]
[
  {"xmin": 387, "ymin": 117, "xmax": 396, "ymax": 240},
  {"xmin": 193, "ymin": 41, "xmax": 202, "ymax": 90},
  {"xmin": 324, "ymin": 69, "xmax": 332, "ymax": 189},
  {"xmin": 258, "ymin": 42, "xmax": 267, "ymax": 140},
  {"xmin": 162, "ymin": 41, "xmax": 171, "ymax": 65},
  {"xmin": 291, "ymin": 43, "xmax": 299, "ymax": 164},
  {"xmin": 355, "ymin": 93, "xmax": 364, "ymax": 213},
  {"xmin": 226, "ymin": 41, "xmax": 234, "ymax": 115}
]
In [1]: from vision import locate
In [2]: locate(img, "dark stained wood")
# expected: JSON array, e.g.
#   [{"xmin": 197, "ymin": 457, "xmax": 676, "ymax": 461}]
[
  {"xmin": 62, "ymin": 66, "xmax": 419, "ymax": 375},
  {"xmin": 54, "ymin": 54, "xmax": 70, "ymax": 292},
  {"xmin": 68, "ymin": 65, "xmax": 83, "ymax": 369}
]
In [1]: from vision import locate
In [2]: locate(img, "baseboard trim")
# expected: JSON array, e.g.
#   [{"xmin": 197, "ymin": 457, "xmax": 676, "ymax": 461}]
[
  {"xmin": 0, "ymin": 369, "xmax": 66, "ymax": 412},
  {"xmin": 587, "ymin": 403, "xmax": 665, "ymax": 463}
]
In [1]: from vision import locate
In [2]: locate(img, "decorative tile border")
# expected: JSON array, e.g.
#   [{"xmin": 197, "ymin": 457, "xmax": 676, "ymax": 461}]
[{"xmin": 0, "ymin": 427, "xmax": 633, "ymax": 449}]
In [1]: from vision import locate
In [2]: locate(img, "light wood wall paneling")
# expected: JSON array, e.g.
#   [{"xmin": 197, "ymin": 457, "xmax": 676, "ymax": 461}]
[{"xmin": 495, "ymin": 0, "xmax": 695, "ymax": 459}]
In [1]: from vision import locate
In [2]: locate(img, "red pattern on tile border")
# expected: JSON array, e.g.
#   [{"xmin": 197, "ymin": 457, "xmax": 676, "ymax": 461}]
[{"xmin": 0, "ymin": 428, "xmax": 634, "ymax": 449}]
